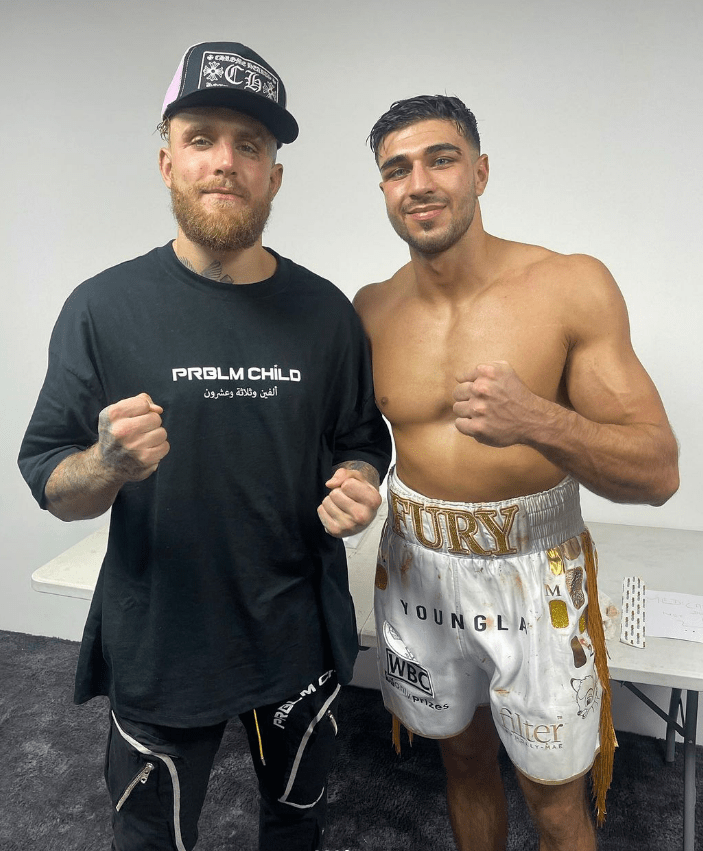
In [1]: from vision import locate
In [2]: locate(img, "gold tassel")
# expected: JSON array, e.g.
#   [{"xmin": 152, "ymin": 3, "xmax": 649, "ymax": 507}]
[
  {"xmin": 581, "ymin": 530, "xmax": 617, "ymax": 826},
  {"xmin": 392, "ymin": 714, "xmax": 401, "ymax": 754},
  {"xmin": 391, "ymin": 713, "xmax": 413, "ymax": 755}
]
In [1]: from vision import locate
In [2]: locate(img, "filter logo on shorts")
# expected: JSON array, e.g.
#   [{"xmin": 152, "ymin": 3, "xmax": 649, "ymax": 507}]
[
  {"xmin": 498, "ymin": 707, "xmax": 565, "ymax": 750},
  {"xmin": 382, "ymin": 621, "xmax": 434, "ymax": 697}
]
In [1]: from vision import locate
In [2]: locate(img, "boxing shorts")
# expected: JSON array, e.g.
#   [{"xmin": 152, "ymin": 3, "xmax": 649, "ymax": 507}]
[{"xmin": 374, "ymin": 468, "xmax": 615, "ymax": 788}]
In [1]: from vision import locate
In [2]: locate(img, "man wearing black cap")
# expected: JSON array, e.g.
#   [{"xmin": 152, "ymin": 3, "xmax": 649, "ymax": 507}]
[{"xmin": 18, "ymin": 42, "xmax": 391, "ymax": 851}]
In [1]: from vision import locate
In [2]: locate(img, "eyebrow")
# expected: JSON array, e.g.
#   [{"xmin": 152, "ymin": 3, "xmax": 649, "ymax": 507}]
[
  {"xmin": 179, "ymin": 121, "xmax": 266, "ymax": 144},
  {"xmin": 178, "ymin": 122, "xmax": 215, "ymax": 140},
  {"xmin": 379, "ymin": 143, "xmax": 464, "ymax": 173}
]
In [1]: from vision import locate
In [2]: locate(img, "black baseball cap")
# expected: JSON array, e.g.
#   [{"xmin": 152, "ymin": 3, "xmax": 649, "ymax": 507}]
[{"xmin": 161, "ymin": 42, "xmax": 299, "ymax": 145}]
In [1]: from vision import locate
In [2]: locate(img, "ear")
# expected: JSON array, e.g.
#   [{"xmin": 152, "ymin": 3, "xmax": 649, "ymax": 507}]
[
  {"xmin": 159, "ymin": 147, "xmax": 173, "ymax": 189},
  {"xmin": 474, "ymin": 153, "xmax": 489, "ymax": 197},
  {"xmin": 269, "ymin": 162, "xmax": 284, "ymax": 200}
]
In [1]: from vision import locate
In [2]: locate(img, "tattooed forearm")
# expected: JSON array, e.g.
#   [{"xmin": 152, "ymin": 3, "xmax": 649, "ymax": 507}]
[
  {"xmin": 45, "ymin": 445, "xmax": 123, "ymax": 521},
  {"xmin": 333, "ymin": 460, "xmax": 381, "ymax": 489}
]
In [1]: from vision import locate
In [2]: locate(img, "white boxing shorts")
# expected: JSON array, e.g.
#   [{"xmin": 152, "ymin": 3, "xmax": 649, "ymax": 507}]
[{"xmin": 374, "ymin": 469, "xmax": 612, "ymax": 786}]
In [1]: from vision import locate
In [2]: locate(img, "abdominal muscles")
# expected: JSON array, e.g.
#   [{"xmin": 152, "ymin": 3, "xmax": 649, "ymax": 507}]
[{"xmin": 392, "ymin": 421, "xmax": 566, "ymax": 503}]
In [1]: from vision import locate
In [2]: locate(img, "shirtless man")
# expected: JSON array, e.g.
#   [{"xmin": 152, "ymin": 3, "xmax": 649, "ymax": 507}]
[{"xmin": 354, "ymin": 95, "xmax": 679, "ymax": 851}]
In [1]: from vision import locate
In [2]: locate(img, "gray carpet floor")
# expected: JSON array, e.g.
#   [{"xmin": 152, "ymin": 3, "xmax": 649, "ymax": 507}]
[{"xmin": 0, "ymin": 629, "xmax": 700, "ymax": 850}]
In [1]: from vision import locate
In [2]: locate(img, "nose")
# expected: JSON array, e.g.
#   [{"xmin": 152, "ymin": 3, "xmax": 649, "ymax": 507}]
[
  {"xmin": 407, "ymin": 162, "xmax": 435, "ymax": 197},
  {"xmin": 213, "ymin": 140, "xmax": 237, "ymax": 175}
]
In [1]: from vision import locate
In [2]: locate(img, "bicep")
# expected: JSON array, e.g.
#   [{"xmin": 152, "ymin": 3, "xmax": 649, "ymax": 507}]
[{"xmin": 563, "ymin": 268, "xmax": 669, "ymax": 428}]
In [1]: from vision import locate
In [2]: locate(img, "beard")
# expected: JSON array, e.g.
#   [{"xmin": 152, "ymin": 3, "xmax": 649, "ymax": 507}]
[
  {"xmin": 388, "ymin": 193, "xmax": 476, "ymax": 256},
  {"xmin": 170, "ymin": 178, "xmax": 273, "ymax": 253}
]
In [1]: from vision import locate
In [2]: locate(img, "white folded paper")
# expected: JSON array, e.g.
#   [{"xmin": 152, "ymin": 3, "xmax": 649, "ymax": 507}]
[{"xmin": 645, "ymin": 590, "xmax": 703, "ymax": 643}]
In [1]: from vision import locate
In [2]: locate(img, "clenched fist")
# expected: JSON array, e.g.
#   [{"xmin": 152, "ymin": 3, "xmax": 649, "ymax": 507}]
[
  {"xmin": 98, "ymin": 393, "xmax": 170, "ymax": 482},
  {"xmin": 453, "ymin": 361, "xmax": 547, "ymax": 447},
  {"xmin": 317, "ymin": 466, "xmax": 382, "ymax": 538}
]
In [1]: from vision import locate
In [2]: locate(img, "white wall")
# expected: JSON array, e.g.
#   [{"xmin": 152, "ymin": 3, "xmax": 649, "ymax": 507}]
[{"xmin": 2, "ymin": 0, "xmax": 702, "ymax": 736}]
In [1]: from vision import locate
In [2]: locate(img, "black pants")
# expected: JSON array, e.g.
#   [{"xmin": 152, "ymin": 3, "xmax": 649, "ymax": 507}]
[{"xmin": 104, "ymin": 670, "xmax": 340, "ymax": 850}]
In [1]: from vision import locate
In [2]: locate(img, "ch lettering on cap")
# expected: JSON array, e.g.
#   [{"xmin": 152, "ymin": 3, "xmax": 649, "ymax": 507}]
[{"xmin": 198, "ymin": 52, "xmax": 279, "ymax": 103}]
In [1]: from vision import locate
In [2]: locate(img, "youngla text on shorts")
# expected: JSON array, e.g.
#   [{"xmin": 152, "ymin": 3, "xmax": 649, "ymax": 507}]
[{"xmin": 397, "ymin": 599, "xmax": 528, "ymax": 633}]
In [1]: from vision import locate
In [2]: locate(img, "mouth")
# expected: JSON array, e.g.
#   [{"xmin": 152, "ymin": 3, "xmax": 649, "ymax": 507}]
[
  {"xmin": 405, "ymin": 205, "xmax": 445, "ymax": 222},
  {"xmin": 201, "ymin": 186, "xmax": 245, "ymax": 200}
]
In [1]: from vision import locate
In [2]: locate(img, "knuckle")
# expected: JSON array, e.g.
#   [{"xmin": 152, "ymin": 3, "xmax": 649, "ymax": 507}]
[
  {"xmin": 110, "ymin": 421, "xmax": 130, "ymax": 442},
  {"xmin": 104, "ymin": 403, "xmax": 121, "ymax": 424},
  {"xmin": 353, "ymin": 503, "xmax": 373, "ymax": 524}
]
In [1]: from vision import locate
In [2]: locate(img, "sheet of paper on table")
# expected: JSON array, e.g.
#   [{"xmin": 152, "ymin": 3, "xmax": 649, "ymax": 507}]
[{"xmin": 645, "ymin": 590, "xmax": 703, "ymax": 643}]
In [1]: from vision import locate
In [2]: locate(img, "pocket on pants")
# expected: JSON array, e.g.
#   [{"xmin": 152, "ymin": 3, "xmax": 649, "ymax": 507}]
[
  {"xmin": 278, "ymin": 693, "xmax": 339, "ymax": 808},
  {"xmin": 115, "ymin": 759, "xmax": 156, "ymax": 812},
  {"xmin": 105, "ymin": 716, "xmax": 157, "ymax": 812},
  {"xmin": 106, "ymin": 711, "xmax": 188, "ymax": 851},
  {"xmin": 250, "ymin": 672, "xmax": 341, "ymax": 809}
]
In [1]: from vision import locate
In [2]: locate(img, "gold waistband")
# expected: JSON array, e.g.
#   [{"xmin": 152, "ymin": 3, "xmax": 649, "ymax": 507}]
[{"xmin": 387, "ymin": 469, "xmax": 585, "ymax": 557}]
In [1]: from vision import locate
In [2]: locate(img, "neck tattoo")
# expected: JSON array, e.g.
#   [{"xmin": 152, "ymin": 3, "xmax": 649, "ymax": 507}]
[{"xmin": 177, "ymin": 254, "xmax": 233, "ymax": 284}]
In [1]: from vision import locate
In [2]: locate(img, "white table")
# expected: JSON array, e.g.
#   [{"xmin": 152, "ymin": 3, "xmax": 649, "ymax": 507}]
[
  {"xmin": 588, "ymin": 521, "xmax": 703, "ymax": 851},
  {"xmin": 31, "ymin": 517, "xmax": 381, "ymax": 640},
  {"xmin": 32, "ymin": 510, "xmax": 703, "ymax": 849}
]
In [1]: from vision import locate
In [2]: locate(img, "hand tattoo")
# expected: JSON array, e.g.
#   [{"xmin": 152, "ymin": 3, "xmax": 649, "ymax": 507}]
[
  {"xmin": 96, "ymin": 409, "xmax": 147, "ymax": 481},
  {"xmin": 333, "ymin": 460, "xmax": 381, "ymax": 489}
]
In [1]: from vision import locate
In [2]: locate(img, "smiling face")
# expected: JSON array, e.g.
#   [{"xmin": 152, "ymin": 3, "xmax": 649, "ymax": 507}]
[
  {"xmin": 377, "ymin": 118, "xmax": 488, "ymax": 256},
  {"xmin": 159, "ymin": 107, "xmax": 283, "ymax": 253}
]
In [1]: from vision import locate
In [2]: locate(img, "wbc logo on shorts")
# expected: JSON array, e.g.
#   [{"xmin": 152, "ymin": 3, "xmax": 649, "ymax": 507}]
[{"xmin": 383, "ymin": 622, "xmax": 434, "ymax": 697}]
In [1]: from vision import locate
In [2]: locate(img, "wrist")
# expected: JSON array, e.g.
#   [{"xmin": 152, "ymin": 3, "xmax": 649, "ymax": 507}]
[
  {"xmin": 521, "ymin": 397, "xmax": 568, "ymax": 450},
  {"xmin": 93, "ymin": 442, "xmax": 134, "ymax": 488}
]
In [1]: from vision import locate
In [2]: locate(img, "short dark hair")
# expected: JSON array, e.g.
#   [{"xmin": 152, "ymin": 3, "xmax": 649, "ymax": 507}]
[{"xmin": 368, "ymin": 95, "xmax": 480, "ymax": 159}]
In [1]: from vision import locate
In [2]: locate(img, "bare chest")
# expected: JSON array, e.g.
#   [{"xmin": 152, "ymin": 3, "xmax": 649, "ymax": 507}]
[{"xmin": 371, "ymin": 293, "xmax": 569, "ymax": 426}]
